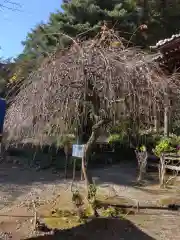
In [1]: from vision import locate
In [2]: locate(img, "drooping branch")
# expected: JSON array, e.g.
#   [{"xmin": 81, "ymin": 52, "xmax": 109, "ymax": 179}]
[
  {"xmin": 164, "ymin": 84, "xmax": 170, "ymax": 137},
  {"xmin": 4, "ymin": 29, "xmax": 180, "ymax": 146}
]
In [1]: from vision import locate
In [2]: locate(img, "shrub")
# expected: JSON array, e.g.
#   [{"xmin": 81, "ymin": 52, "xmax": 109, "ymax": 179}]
[
  {"xmin": 153, "ymin": 134, "xmax": 180, "ymax": 157},
  {"xmin": 56, "ymin": 134, "xmax": 75, "ymax": 148},
  {"xmin": 136, "ymin": 132, "xmax": 162, "ymax": 151},
  {"xmin": 153, "ymin": 138, "xmax": 174, "ymax": 157},
  {"xmin": 108, "ymin": 133, "xmax": 128, "ymax": 146},
  {"xmin": 136, "ymin": 145, "xmax": 147, "ymax": 152},
  {"xmin": 108, "ymin": 120, "xmax": 130, "ymax": 146},
  {"xmin": 172, "ymin": 120, "xmax": 180, "ymax": 136}
]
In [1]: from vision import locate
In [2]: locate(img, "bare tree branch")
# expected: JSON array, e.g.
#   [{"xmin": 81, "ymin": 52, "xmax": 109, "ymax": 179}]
[
  {"xmin": 0, "ymin": 0, "xmax": 22, "ymax": 12},
  {"xmin": 4, "ymin": 28, "xmax": 180, "ymax": 146}
]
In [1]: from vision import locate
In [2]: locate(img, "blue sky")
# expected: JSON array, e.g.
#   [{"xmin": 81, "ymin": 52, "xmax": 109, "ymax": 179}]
[{"xmin": 0, "ymin": 0, "xmax": 62, "ymax": 59}]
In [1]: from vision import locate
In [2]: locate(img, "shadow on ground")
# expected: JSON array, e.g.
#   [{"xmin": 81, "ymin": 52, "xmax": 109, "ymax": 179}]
[
  {"xmin": 0, "ymin": 161, "xmax": 159, "ymax": 187},
  {"xmin": 93, "ymin": 162, "xmax": 159, "ymax": 187},
  {"xmin": 26, "ymin": 217, "xmax": 155, "ymax": 240},
  {"xmin": 0, "ymin": 160, "xmax": 161, "ymax": 208}
]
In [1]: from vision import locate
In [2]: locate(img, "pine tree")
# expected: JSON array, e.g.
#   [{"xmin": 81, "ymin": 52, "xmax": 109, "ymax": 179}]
[{"xmin": 23, "ymin": 0, "xmax": 143, "ymax": 57}]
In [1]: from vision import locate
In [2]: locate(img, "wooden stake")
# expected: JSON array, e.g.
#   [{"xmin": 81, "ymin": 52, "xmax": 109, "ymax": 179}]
[
  {"xmin": 65, "ymin": 154, "xmax": 68, "ymax": 179},
  {"xmin": 64, "ymin": 144, "xmax": 70, "ymax": 179},
  {"xmin": 160, "ymin": 154, "xmax": 166, "ymax": 187},
  {"xmin": 81, "ymin": 157, "xmax": 83, "ymax": 180},
  {"xmin": 73, "ymin": 158, "xmax": 76, "ymax": 181}
]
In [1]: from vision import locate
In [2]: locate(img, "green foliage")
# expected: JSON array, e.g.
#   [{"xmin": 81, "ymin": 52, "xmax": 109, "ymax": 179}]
[
  {"xmin": 172, "ymin": 120, "xmax": 180, "ymax": 136},
  {"xmin": 101, "ymin": 206, "xmax": 120, "ymax": 217},
  {"xmin": 87, "ymin": 184, "xmax": 97, "ymax": 202},
  {"xmin": 168, "ymin": 134, "xmax": 180, "ymax": 148},
  {"xmin": 50, "ymin": 0, "xmax": 140, "ymax": 49},
  {"xmin": 84, "ymin": 205, "xmax": 95, "ymax": 217},
  {"xmin": 136, "ymin": 145, "xmax": 146, "ymax": 152},
  {"xmin": 137, "ymin": 132, "xmax": 162, "ymax": 150},
  {"xmin": 153, "ymin": 138, "xmax": 173, "ymax": 157},
  {"xmin": 12, "ymin": 0, "xmax": 144, "ymax": 87},
  {"xmin": 108, "ymin": 120, "xmax": 130, "ymax": 146},
  {"xmin": 109, "ymin": 124, "xmax": 162, "ymax": 150},
  {"xmin": 56, "ymin": 134, "xmax": 75, "ymax": 147},
  {"xmin": 6, "ymin": 0, "xmax": 180, "ymax": 88},
  {"xmin": 87, "ymin": 184, "xmax": 98, "ymax": 216},
  {"xmin": 153, "ymin": 135, "xmax": 180, "ymax": 157},
  {"xmin": 0, "ymin": 60, "xmax": 15, "ymax": 97},
  {"xmin": 5, "ymin": 0, "xmax": 180, "ymax": 117},
  {"xmin": 108, "ymin": 133, "xmax": 127, "ymax": 145}
]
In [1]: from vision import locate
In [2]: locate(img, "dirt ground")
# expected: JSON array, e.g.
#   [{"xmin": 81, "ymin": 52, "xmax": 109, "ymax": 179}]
[{"xmin": 0, "ymin": 160, "xmax": 180, "ymax": 239}]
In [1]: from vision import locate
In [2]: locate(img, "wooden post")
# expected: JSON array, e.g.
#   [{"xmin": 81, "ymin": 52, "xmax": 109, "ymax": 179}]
[
  {"xmin": 73, "ymin": 158, "xmax": 76, "ymax": 181},
  {"xmin": 81, "ymin": 145, "xmax": 86, "ymax": 181},
  {"xmin": 135, "ymin": 150, "xmax": 148, "ymax": 182},
  {"xmin": 64, "ymin": 154, "xmax": 68, "ymax": 179},
  {"xmin": 159, "ymin": 154, "xmax": 166, "ymax": 187},
  {"xmin": 64, "ymin": 144, "xmax": 72, "ymax": 179},
  {"xmin": 153, "ymin": 102, "xmax": 159, "ymax": 132},
  {"xmin": 164, "ymin": 85, "xmax": 169, "ymax": 137},
  {"xmin": 164, "ymin": 106, "xmax": 169, "ymax": 137},
  {"xmin": 64, "ymin": 145, "xmax": 68, "ymax": 179},
  {"xmin": 81, "ymin": 158, "xmax": 83, "ymax": 181}
]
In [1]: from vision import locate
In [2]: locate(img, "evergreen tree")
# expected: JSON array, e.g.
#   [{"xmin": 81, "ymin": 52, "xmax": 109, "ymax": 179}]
[
  {"xmin": 13, "ymin": 0, "xmax": 180, "ymax": 86},
  {"xmin": 23, "ymin": 0, "xmax": 144, "ymax": 57}
]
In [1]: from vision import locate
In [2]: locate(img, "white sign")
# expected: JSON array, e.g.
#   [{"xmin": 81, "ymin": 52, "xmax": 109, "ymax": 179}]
[{"xmin": 72, "ymin": 144, "xmax": 85, "ymax": 158}]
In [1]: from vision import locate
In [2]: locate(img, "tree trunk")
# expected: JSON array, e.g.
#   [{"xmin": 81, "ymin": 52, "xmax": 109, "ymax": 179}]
[
  {"xmin": 164, "ymin": 106, "xmax": 169, "ymax": 137},
  {"xmin": 168, "ymin": 98, "xmax": 172, "ymax": 134},
  {"xmin": 153, "ymin": 102, "xmax": 159, "ymax": 132},
  {"xmin": 82, "ymin": 119, "xmax": 109, "ymax": 187},
  {"xmin": 81, "ymin": 154, "xmax": 93, "ymax": 187},
  {"xmin": 164, "ymin": 88, "xmax": 169, "ymax": 137},
  {"xmin": 64, "ymin": 144, "xmax": 71, "ymax": 178}
]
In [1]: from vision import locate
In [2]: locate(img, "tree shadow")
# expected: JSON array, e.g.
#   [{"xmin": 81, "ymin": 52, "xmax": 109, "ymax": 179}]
[
  {"xmin": 25, "ymin": 217, "xmax": 155, "ymax": 240},
  {"xmin": 4, "ymin": 144, "xmax": 160, "ymax": 190},
  {"xmin": 92, "ymin": 162, "xmax": 160, "ymax": 188},
  {"xmin": 0, "ymin": 159, "xmax": 161, "ymax": 209}
]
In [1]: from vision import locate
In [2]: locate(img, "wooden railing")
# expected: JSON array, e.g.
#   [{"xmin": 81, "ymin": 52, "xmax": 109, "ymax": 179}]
[
  {"xmin": 135, "ymin": 150, "xmax": 180, "ymax": 187},
  {"xmin": 160, "ymin": 153, "xmax": 180, "ymax": 187}
]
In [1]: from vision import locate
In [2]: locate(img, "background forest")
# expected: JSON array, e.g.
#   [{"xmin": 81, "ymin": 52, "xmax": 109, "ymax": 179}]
[{"xmin": 1, "ymin": 0, "xmax": 180, "ymax": 100}]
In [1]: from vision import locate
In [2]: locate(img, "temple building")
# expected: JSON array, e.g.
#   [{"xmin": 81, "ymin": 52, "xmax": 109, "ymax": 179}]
[{"xmin": 150, "ymin": 33, "xmax": 180, "ymax": 74}]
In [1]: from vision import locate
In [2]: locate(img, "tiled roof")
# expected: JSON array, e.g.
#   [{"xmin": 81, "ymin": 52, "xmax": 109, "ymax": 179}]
[{"xmin": 150, "ymin": 33, "xmax": 180, "ymax": 50}]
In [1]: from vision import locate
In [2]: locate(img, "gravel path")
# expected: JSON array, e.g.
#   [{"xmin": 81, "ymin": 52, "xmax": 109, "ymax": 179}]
[
  {"xmin": 0, "ymin": 162, "xmax": 159, "ymax": 210},
  {"xmin": 0, "ymin": 162, "xmax": 179, "ymax": 239}
]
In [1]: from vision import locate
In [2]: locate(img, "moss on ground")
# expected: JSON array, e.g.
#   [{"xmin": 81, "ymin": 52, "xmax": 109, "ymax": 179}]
[
  {"xmin": 97, "ymin": 195, "xmax": 135, "ymax": 205},
  {"xmin": 44, "ymin": 215, "xmax": 81, "ymax": 229},
  {"xmin": 38, "ymin": 190, "xmax": 138, "ymax": 230},
  {"xmin": 158, "ymin": 196, "xmax": 180, "ymax": 206}
]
